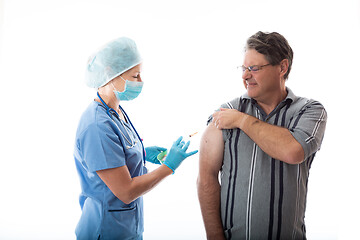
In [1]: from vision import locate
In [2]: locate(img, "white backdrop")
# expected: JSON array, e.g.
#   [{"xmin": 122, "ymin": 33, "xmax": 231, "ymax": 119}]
[{"xmin": 0, "ymin": 0, "xmax": 359, "ymax": 239}]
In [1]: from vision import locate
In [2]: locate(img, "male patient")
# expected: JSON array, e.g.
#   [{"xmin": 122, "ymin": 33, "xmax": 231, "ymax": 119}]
[{"xmin": 197, "ymin": 31, "xmax": 327, "ymax": 240}]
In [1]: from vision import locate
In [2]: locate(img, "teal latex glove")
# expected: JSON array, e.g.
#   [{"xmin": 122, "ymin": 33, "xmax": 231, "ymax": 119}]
[
  {"xmin": 163, "ymin": 136, "xmax": 198, "ymax": 173},
  {"xmin": 145, "ymin": 146, "xmax": 167, "ymax": 165}
]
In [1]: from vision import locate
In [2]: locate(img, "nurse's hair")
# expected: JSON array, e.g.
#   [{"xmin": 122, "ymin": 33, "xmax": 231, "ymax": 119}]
[{"xmin": 245, "ymin": 31, "xmax": 293, "ymax": 80}]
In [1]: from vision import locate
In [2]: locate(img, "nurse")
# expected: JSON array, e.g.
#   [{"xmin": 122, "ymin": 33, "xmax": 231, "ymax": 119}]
[{"xmin": 74, "ymin": 37, "xmax": 198, "ymax": 239}]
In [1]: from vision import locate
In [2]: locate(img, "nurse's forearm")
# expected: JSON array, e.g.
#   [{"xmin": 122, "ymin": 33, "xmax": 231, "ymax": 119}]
[
  {"xmin": 126, "ymin": 165, "xmax": 173, "ymax": 203},
  {"xmin": 97, "ymin": 165, "xmax": 172, "ymax": 205}
]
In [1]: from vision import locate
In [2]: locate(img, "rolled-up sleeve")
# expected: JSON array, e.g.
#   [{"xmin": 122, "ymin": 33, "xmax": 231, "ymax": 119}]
[{"xmin": 289, "ymin": 100, "xmax": 327, "ymax": 159}]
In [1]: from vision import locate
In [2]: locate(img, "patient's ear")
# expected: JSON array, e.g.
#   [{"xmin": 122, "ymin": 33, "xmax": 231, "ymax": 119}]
[{"xmin": 280, "ymin": 59, "xmax": 289, "ymax": 76}]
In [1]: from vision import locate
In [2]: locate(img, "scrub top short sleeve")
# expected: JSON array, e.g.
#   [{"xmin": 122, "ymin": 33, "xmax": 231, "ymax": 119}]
[{"xmin": 78, "ymin": 112, "xmax": 126, "ymax": 173}]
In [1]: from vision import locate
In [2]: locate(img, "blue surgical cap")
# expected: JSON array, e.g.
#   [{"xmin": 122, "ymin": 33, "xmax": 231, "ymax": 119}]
[{"xmin": 85, "ymin": 37, "xmax": 142, "ymax": 88}]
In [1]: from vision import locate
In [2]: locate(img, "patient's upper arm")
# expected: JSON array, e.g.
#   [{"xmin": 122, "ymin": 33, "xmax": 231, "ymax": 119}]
[{"xmin": 199, "ymin": 122, "xmax": 225, "ymax": 177}]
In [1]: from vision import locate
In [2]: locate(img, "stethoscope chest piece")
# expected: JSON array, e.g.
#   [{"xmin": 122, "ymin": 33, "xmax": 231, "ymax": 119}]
[{"xmin": 125, "ymin": 140, "xmax": 138, "ymax": 149}]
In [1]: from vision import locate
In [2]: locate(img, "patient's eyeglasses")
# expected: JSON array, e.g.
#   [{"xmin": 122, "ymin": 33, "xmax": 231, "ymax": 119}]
[{"xmin": 238, "ymin": 63, "xmax": 271, "ymax": 73}]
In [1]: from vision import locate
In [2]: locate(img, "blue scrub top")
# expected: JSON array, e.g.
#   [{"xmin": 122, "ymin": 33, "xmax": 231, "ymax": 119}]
[{"xmin": 74, "ymin": 101, "xmax": 147, "ymax": 240}]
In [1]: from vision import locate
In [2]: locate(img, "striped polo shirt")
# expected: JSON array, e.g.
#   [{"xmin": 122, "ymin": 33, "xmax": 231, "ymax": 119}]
[{"xmin": 209, "ymin": 88, "xmax": 327, "ymax": 240}]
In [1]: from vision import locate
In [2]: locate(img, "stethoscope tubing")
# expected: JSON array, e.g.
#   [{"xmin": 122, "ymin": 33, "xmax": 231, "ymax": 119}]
[{"xmin": 96, "ymin": 92, "xmax": 146, "ymax": 165}]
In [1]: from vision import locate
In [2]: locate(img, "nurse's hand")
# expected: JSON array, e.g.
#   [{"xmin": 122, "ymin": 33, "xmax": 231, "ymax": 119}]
[
  {"xmin": 163, "ymin": 136, "xmax": 198, "ymax": 173},
  {"xmin": 145, "ymin": 146, "xmax": 168, "ymax": 165}
]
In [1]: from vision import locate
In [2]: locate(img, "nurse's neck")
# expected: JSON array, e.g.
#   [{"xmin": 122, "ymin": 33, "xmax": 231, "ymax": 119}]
[{"xmin": 97, "ymin": 87, "xmax": 122, "ymax": 115}]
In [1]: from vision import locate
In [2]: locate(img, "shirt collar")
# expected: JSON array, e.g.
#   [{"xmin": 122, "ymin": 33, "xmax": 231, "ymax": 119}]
[{"xmin": 241, "ymin": 87, "xmax": 298, "ymax": 104}]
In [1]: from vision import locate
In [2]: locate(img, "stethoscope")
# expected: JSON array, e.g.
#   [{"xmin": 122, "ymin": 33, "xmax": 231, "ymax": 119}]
[{"xmin": 97, "ymin": 92, "xmax": 146, "ymax": 165}]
